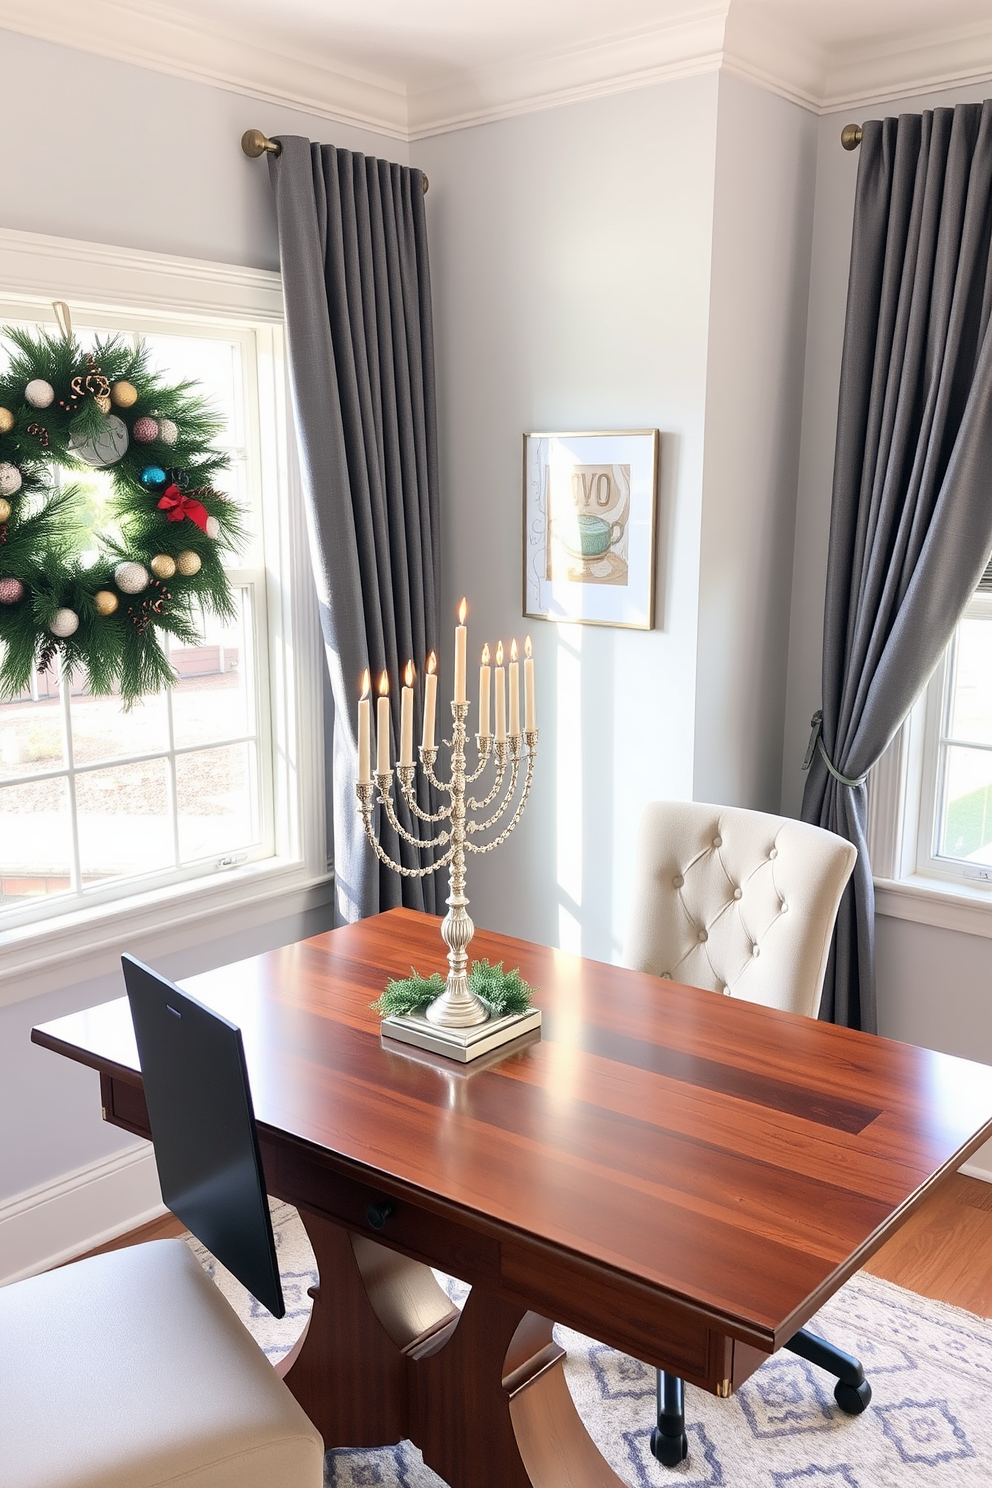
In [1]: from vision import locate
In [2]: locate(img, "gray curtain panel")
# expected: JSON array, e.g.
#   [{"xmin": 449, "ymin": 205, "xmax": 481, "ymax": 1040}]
[
  {"xmin": 803, "ymin": 101, "xmax": 992, "ymax": 1030},
  {"xmin": 268, "ymin": 136, "xmax": 441, "ymax": 921}
]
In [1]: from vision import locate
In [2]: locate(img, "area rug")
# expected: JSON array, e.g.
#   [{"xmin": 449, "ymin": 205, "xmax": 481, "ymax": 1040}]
[{"xmin": 183, "ymin": 1201, "xmax": 992, "ymax": 1487}]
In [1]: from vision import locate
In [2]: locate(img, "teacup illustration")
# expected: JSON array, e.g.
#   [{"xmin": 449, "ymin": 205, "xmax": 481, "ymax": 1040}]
[{"xmin": 559, "ymin": 513, "xmax": 624, "ymax": 559}]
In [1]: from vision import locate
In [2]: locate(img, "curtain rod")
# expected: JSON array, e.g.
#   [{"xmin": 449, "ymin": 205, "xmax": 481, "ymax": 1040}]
[
  {"xmin": 841, "ymin": 124, "xmax": 862, "ymax": 150},
  {"xmin": 241, "ymin": 128, "xmax": 429, "ymax": 192}
]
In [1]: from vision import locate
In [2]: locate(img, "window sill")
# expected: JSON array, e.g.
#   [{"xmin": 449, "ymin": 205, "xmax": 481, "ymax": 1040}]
[
  {"xmin": 874, "ymin": 874, "xmax": 992, "ymax": 940},
  {"xmin": 0, "ymin": 859, "xmax": 335, "ymax": 1010}
]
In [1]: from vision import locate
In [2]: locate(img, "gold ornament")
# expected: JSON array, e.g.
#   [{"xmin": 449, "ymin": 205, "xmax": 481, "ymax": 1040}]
[
  {"xmin": 94, "ymin": 394, "xmax": 112, "ymax": 415},
  {"xmin": 150, "ymin": 553, "xmax": 177, "ymax": 580},
  {"xmin": 175, "ymin": 550, "xmax": 202, "ymax": 576},
  {"xmin": 0, "ymin": 407, "xmax": 13, "ymax": 433},
  {"xmin": 0, "ymin": 498, "xmax": 10, "ymax": 522},
  {"xmin": 94, "ymin": 590, "xmax": 119, "ymax": 616},
  {"xmin": 111, "ymin": 380, "xmax": 138, "ymax": 409}
]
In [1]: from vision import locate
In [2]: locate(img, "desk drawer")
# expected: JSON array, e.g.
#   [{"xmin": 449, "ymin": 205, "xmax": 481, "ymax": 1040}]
[{"xmin": 275, "ymin": 1142, "xmax": 501, "ymax": 1287}]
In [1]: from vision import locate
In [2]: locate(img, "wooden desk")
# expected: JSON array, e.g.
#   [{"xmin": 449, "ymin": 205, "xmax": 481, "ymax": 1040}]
[{"xmin": 33, "ymin": 909, "xmax": 992, "ymax": 1488}]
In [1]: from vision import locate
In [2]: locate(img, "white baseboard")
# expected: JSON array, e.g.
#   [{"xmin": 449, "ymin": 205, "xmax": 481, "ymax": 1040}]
[
  {"xmin": 961, "ymin": 1158, "xmax": 992, "ymax": 1186},
  {"xmin": 0, "ymin": 1142, "xmax": 165, "ymax": 1286}
]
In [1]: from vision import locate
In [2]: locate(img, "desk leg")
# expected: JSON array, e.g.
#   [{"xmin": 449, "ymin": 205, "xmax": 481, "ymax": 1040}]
[
  {"xmin": 281, "ymin": 1206, "xmax": 456, "ymax": 1448},
  {"xmin": 411, "ymin": 1287, "xmax": 629, "ymax": 1488}
]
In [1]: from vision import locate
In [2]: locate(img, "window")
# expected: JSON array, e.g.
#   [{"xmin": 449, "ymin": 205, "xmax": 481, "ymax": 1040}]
[{"xmin": 0, "ymin": 231, "xmax": 327, "ymax": 1000}]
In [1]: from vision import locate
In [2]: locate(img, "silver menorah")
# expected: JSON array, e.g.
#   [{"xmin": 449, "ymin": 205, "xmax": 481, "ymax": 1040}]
[{"xmin": 356, "ymin": 696, "xmax": 538, "ymax": 1032}]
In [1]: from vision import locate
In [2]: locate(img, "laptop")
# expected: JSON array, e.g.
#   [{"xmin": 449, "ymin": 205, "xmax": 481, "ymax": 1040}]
[{"xmin": 122, "ymin": 953, "xmax": 285, "ymax": 1318}]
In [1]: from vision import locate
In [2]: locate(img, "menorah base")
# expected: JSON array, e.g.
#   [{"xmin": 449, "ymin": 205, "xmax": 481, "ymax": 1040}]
[{"xmin": 381, "ymin": 1006, "xmax": 542, "ymax": 1063}]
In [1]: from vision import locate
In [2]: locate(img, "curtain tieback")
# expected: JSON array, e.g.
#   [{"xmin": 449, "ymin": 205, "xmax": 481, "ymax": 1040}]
[{"xmin": 802, "ymin": 711, "xmax": 868, "ymax": 787}]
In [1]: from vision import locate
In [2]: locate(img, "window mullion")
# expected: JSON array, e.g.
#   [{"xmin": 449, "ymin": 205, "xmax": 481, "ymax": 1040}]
[{"xmin": 59, "ymin": 664, "xmax": 82, "ymax": 896}]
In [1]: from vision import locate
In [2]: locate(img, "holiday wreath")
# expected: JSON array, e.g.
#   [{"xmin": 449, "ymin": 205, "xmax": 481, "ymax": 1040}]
[{"xmin": 0, "ymin": 309, "xmax": 245, "ymax": 706}]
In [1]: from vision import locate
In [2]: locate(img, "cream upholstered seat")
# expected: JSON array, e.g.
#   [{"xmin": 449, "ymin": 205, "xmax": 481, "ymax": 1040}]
[
  {"xmin": 623, "ymin": 800, "xmax": 864, "ymax": 1469},
  {"xmin": 0, "ymin": 1239, "xmax": 324, "ymax": 1488},
  {"xmin": 623, "ymin": 799, "xmax": 857, "ymax": 1015}
]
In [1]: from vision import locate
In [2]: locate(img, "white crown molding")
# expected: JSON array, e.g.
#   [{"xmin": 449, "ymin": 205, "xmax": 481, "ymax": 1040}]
[
  {"xmin": 0, "ymin": 0, "xmax": 409, "ymax": 140},
  {"xmin": 2, "ymin": 0, "xmax": 992, "ymax": 143},
  {"xmin": 407, "ymin": 9, "xmax": 727, "ymax": 139},
  {"xmin": 821, "ymin": 20, "xmax": 992, "ymax": 115}
]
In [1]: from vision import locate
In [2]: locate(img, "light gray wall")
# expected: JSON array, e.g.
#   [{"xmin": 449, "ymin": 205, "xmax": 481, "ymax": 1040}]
[
  {"xmin": 0, "ymin": 27, "xmax": 397, "ymax": 1206},
  {"xmin": 780, "ymin": 80, "xmax": 992, "ymax": 1172},
  {"xmin": 0, "ymin": 27, "xmax": 405, "ymax": 271},
  {"xmin": 694, "ymin": 73, "xmax": 817, "ymax": 810},
  {"xmin": 414, "ymin": 75, "xmax": 720, "ymax": 964}
]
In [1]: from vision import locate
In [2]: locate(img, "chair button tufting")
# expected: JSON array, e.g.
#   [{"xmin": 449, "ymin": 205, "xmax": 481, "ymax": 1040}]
[
  {"xmin": 673, "ymin": 875, "xmax": 684, "ymax": 888},
  {"xmin": 733, "ymin": 887, "xmax": 742, "ymax": 900},
  {"xmin": 712, "ymin": 835, "xmax": 722, "ymax": 848},
  {"xmin": 698, "ymin": 929, "xmax": 708, "ymax": 942},
  {"xmin": 781, "ymin": 900, "xmax": 789, "ymax": 912},
  {"xmin": 723, "ymin": 984, "xmax": 731, "ymax": 995},
  {"xmin": 752, "ymin": 944, "xmax": 761, "ymax": 957},
  {"xmin": 661, "ymin": 972, "xmax": 671, "ymax": 979},
  {"xmin": 769, "ymin": 846, "xmax": 778, "ymax": 859}
]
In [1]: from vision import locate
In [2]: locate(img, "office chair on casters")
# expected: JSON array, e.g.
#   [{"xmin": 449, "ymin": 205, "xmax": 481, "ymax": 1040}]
[
  {"xmin": 623, "ymin": 800, "xmax": 867, "ymax": 1469},
  {"xmin": 1, "ymin": 954, "xmax": 324, "ymax": 1488}
]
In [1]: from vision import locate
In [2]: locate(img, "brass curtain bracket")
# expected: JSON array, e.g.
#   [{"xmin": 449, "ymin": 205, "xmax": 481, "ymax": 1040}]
[
  {"xmin": 240, "ymin": 127, "xmax": 428, "ymax": 191},
  {"xmin": 841, "ymin": 123, "xmax": 863, "ymax": 151},
  {"xmin": 242, "ymin": 128, "xmax": 281, "ymax": 158}
]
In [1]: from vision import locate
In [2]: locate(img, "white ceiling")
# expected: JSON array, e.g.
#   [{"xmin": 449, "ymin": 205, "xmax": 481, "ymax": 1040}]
[{"xmin": 2, "ymin": 0, "xmax": 992, "ymax": 139}]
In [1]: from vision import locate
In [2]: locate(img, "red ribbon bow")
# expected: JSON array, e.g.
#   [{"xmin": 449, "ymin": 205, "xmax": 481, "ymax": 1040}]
[{"xmin": 157, "ymin": 484, "xmax": 209, "ymax": 533}]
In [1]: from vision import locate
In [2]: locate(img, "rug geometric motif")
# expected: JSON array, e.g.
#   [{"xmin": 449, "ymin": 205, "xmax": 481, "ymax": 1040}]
[{"xmin": 183, "ymin": 1203, "xmax": 992, "ymax": 1487}]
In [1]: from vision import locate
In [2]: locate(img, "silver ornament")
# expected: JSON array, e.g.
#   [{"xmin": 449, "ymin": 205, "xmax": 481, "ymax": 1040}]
[
  {"xmin": 70, "ymin": 414, "xmax": 130, "ymax": 469},
  {"xmin": 205, "ymin": 515, "xmax": 220, "ymax": 539},
  {"xmin": 0, "ymin": 462, "xmax": 22, "ymax": 497},
  {"xmin": 114, "ymin": 561, "xmax": 150, "ymax": 594},
  {"xmin": 25, "ymin": 379, "xmax": 55, "ymax": 409},
  {"xmin": 50, "ymin": 607, "xmax": 80, "ymax": 638},
  {"xmin": 158, "ymin": 418, "xmax": 178, "ymax": 445}
]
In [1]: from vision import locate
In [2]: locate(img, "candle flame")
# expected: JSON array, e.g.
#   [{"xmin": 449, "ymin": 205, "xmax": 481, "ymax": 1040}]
[
  {"xmin": 360, "ymin": 668, "xmax": 370, "ymax": 699},
  {"xmin": 427, "ymin": 651, "xmax": 437, "ymax": 675},
  {"xmin": 378, "ymin": 671, "xmax": 389, "ymax": 697},
  {"xmin": 524, "ymin": 635, "xmax": 532, "ymax": 659},
  {"xmin": 404, "ymin": 660, "xmax": 414, "ymax": 687},
  {"xmin": 510, "ymin": 638, "xmax": 518, "ymax": 663},
  {"xmin": 458, "ymin": 597, "xmax": 467, "ymax": 624},
  {"xmin": 496, "ymin": 640, "xmax": 504, "ymax": 667},
  {"xmin": 481, "ymin": 643, "xmax": 490, "ymax": 665}
]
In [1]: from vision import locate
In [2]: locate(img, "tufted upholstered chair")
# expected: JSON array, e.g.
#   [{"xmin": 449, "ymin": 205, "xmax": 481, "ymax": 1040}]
[
  {"xmin": 623, "ymin": 799, "xmax": 857, "ymax": 1016},
  {"xmin": 622, "ymin": 800, "xmax": 866, "ymax": 1469},
  {"xmin": 1, "ymin": 957, "xmax": 325, "ymax": 1488}
]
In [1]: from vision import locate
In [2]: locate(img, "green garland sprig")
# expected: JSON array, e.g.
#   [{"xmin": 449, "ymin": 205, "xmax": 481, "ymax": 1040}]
[
  {"xmin": 372, "ymin": 959, "xmax": 536, "ymax": 1019},
  {"xmin": 0, "ymin": 325, "xmax": 246, "ymax": 704}
]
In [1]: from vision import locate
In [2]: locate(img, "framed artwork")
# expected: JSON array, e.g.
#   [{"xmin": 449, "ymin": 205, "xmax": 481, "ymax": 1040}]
[{"xmin": 522, "ymin": 429, "xmax": 659, "ymax": 629}]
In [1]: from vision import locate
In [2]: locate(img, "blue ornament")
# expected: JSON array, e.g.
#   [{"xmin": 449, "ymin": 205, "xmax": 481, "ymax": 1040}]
[{"xmin": 141, "ymin": 465, "xmax": 167, "ymax": 489}]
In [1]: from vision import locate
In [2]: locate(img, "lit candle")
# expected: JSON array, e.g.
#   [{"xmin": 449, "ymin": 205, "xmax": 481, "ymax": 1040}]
[
  {"xmin": 377, "ymin": 672, "xmax": 390, "ymax": 775},
  {"xmin": 478, "ymin": 644, "xmax": 491, "ymax": 738},
  {"xmin": 358, "ymin": 669, "xmax": 371, "ymax": 784},
  {"xmin": 524, "ymin": 636, "xmax": 536, "ymax": 732},
  {"xmin": 508, "ymin": 639, "xmax": 520, "ymax": 737},
  {"xmin": 494, "ymin": 641, "xmax": 506, "ymax": 743},
  {"xmin": 400, "ymin": 661, "xmax": 415, "ymax": 766},
  {"xmin": 422, "ymin": 652, "xmax": 438, "ymax": 751},
  {"xmin": 454, "ymin": 597, "xmax": 467, "ymax": 703}
]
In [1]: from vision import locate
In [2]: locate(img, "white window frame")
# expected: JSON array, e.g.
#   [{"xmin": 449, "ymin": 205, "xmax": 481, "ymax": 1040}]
[
  {"xmin": 0, "ymin": 228, "xmax": 330, "ymax": 1009},
  {"xmin": 869, "ymin": 594, "xmax": 992, "ymax": 939}
]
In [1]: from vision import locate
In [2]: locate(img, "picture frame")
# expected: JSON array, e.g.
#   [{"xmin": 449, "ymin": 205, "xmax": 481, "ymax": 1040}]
[{"xmin": 522, "ymin": 429, "xmax": 659, "ymax": 630}]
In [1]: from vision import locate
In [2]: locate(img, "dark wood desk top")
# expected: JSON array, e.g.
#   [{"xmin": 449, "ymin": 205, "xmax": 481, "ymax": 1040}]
[{"xmin": 33, "ymin": 908, "xmax": 992, "ymax": 1354}]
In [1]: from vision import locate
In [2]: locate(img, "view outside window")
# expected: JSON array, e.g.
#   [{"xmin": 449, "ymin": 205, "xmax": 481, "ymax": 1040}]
[
  {"xmin": 0, "ymin": 322, "xmax": 269, "ymax": 920},
  {"xmin": 931, "ymin": 600, "xmax": 992, "ymax": 874}
]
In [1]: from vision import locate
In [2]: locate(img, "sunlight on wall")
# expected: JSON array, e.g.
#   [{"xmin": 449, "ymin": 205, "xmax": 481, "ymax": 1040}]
[{"xmin": 556, "ymin": 625, "xmax": 583, "ymax": 953}]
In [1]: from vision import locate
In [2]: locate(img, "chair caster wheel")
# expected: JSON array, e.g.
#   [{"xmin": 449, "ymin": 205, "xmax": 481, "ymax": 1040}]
[
  {"xmin": 834, "ymin": 1378, "xmax": 872, "ymax": 1414},
  {"xmin": 650, "ymin": 1428, "xmax": 688, "ymax": 1466}
]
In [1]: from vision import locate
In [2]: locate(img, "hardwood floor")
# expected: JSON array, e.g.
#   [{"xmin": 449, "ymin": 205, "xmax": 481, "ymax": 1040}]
[
  {"xmin": 73, "ymin": 1173, "xmax": 992, "ymax": 1318},
  {"xmin": 863, "ymin": 1172, "xmax": 992, "ymax": 1316}
]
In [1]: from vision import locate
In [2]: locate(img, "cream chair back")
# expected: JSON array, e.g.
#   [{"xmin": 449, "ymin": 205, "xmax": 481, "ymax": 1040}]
[{"xmin": 623, "ymin": 801, "xmax": 857, "ymax": 1017}]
